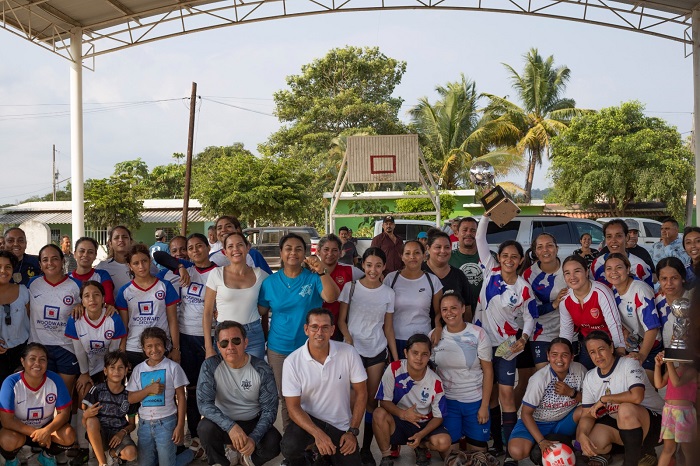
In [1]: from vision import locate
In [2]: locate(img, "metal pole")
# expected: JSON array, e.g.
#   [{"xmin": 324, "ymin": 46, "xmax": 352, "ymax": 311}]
[
  {"xmin": 693, "ymin": 9, "xmax": 700, "ymax": 226},
  {"xmin": 181, "ymin": 82, "xmax": 197, "ymax": 235},
  {"xmin": 69, "ymin": 30, "xmax": 85, "ymax": 241},
  {"xmin": 52, "ymin": 144, "xmax": 56, "ymax": 202}
]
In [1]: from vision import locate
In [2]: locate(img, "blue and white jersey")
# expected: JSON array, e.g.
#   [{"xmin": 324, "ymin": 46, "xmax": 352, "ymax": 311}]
[
  {"xmin": 28, "ymin": 275, "xmax": 82, "ymax": 351},
  {"xmin": 0, "ymin": 371, "xmax": 71, "ymax": 427},
  {"xmin": 376, "ymin": 359, "xmax": 447, "ymax": 420},
  {"xmin": 590, "ymin": 252, "xmax": 653, "ymax": 288},
  {"xmin": 522, "ymin": 362, "xmax": 587, "ymax": 422},
  {"xmin": 115, "ymin": 279, "xmax": 180, "ymax": 352},
  {"xmin": 612, "ymin": 280, "xmax": 662, "ymax": 352},
  {"xmin": 209, "ymin": 248, "xmax": 273, "ymax": 275},
  {"xmin": 178, "ymin": 264, "xmax": 217, "ymax": 336},
  {"xmin": 655, "ymin": 290, "xmax": 692, "ymax": 348},
  {"xmin": 65, "ymin": 311, "xmax": 127, "ymax": 375},
  {"xmin": 522, "ymin": 262, "xmax": 566, "ymax": 343}
]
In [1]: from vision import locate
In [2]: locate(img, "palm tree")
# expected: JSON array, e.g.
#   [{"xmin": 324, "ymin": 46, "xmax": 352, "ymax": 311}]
[
  {"xmin": 483, "ymin": 48, "xmax": 584, "ymax": 202},
  {"xmin": 409, "ymin": 74, "xmax": 523, "ymax": 189}
]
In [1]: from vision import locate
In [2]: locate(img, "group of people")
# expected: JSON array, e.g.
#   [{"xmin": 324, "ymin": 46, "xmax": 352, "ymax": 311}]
[{"xmin": 0, "ymin": 212, "xmax": 697, "ymax": 466}]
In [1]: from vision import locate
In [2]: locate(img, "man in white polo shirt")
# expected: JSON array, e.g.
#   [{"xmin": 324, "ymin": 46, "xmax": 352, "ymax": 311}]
[{"xmin": 280, "ymin": 308, "xmax": 368, "ymax": 466}]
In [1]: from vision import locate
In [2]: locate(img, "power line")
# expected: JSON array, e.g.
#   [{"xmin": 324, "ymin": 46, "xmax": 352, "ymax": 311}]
[{"xmin": 201, "ymin": 97, "xmax": 277, "ymax": 117}]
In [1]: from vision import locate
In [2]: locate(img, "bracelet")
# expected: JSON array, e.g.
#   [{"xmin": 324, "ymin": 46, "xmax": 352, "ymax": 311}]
[{"xmin": 171, "ymin": 347, "xmax": 180, "ymax": 351}]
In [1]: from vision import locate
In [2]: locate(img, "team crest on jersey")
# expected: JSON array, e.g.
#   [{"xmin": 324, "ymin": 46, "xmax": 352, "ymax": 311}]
[
  {"xmin": 90, "ymin": 340, "xmax": 105, "ymax": 350},
  {"xmin": 43, "ymin": 305, "xmax": 60, "ymax": 321},
  {"xmin": 154, "ymin": 290, "xmax": 166, "ymax": 300},
  {"xmin": 420, "ymin": 387, "xmax": 430, "ymax": 403},
  {"xmin": 138, "ymin": 301, "xmax": 154, "ymax": 316},
  {"xmin": 187, "ymin": 283, "xmax": 204, "ymax": 298},
  {"xmin": 590, "ymin": 307, "xmax": 600, "ymax": 319},
  {"xmin": 336, "ymin": 276, "xmax": 345, "ymax": 286},
  {"xmin": 104, "ymin": 330, "xmax": 115, "ymax": 339},
  {"xmin": 626, "ymin": 303, "xmax": 634, "ymax": 318},
  {"xmin": 241, "ymin": 379, "xmax": 252, "ymax": 391},
  {"xmin": 63, "ymin": 296, "xmax": 74, "ymax": 306},
  {"xmin": 27, "ymin": 407, "xmax": 44, "ymax": 420},
  {"xmin": 45, "ymin": 393, "xmax": 56, "ymax": 404}
]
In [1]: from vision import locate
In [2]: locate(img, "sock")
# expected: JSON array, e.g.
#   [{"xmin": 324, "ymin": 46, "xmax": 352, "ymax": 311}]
[
  {"xmin": 46, "ymin": 442, "xmax": 71, "ymax": 456},
  {"xmin": 502, "ymin": 411, "xmax": 517, "ymax": 447},
  {"xmin": 490, "ymin": 406, "xmax": 503, "ymax": 450},
  {"xmin": 75, "ymin": 409, "xmax": 89, "ymax": 448},
  {"xmin": 0, "ymin": 447, "xmax": 20, "ymax": 460},
  {"xmin": 619, "ymin": 427, "xmax": 643, "ymax": 466},
  {"xmin": 362, "ymin": 411, "xmax": 374, "ymax": 451}
]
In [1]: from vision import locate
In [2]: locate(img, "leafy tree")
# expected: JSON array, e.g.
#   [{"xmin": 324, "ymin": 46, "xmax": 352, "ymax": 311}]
[
  {"xmin": 24, "ymin": 182, "xmax": 72, "ymax": 202},
  {"xmin": 549, "ymin": 101, "xmax": 693, "ymax": 219},
  {"xmin": 409, "ymin": 74, "xmax": 522, "ymax": 189},
  {"xmin": 484, "ymin": 48, "xmax": 583, "ymax": 202},
  {"xmin": 112, "ymin": 158, "xmax": 149, "ymax": 197},
  {"xmin": 145, "ymin": 154, "xmax": 186, "ymax": 199},
  {"xmin": 84, "ymin": 178, "xmax": 143, "ymax": 231},
  {"xmin": 395, "ymin": 192, "xmax": 456, "ymax": 221}
]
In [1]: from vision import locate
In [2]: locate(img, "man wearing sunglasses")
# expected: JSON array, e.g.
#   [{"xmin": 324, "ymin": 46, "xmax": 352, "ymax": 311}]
[
  {"xmin": 280, "ymin": 308, "xmax": 367, "ymax": 466},
  {"xmin": 196, "ymin": 321, "xmax": 281, "ymax": 466}
]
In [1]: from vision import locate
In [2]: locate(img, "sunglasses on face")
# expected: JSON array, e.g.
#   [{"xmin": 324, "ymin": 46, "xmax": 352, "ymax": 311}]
[
  {"xmin": 3, "ymin": 304, "xmax": 10, "ymax": 326},
  {"xmin": 218, "ymin": 337, "xmax": 243, "ymax": 348}
]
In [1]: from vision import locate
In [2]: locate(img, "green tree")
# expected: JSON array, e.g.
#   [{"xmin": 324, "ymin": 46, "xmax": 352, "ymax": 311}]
[
  {"xmin": 549, "ymin": 101, "xmax": 693, "ymax": 219},
  {"xmin": 409, "ymin": 74, "xmax": 522, "ymax": 189},
  {"xmin": 112, "ymin": 158, "xmax": 150, "ymax": 197},
  {"xmin": 84, "ymin": 178, "xmax": 144, "ymax": 231},
  {"xmin": 484, "ymin": 48, "xmax": 583, "ymax": 202},
  {"xmin": 145, "ymin": 154, "xmax": 186, "ymax": 199},
  {"xmin": 395, "ymin": 192, "xmax": 456, "ymax": 221}
]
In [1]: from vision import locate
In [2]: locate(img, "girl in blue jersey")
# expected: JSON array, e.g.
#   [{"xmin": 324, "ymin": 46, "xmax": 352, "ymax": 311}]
[
  {"xmin": 0, "ymin": 343, "xmax": 75, "ymax": 466},
  {"xmin": 0, "ymin": 250, "xmax": 30, "ymax": 386},
  {"xmin": 28, "ymin": 244, "xmax": 82, "ymax": 395},
  {"xmin": 115, "ymin": 244, "xmax": 180, "ymax": 370}
]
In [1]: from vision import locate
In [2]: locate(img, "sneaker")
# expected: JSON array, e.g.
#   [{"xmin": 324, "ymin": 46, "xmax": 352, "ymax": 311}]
[
  {"xmin": 5, "ymin": 458, "xmax": 20, "ymax": 466},
  {"xmin": 37, "ymin": 452, "xmax": 57, "ymax": 466},
  {"xmin": 360, "ymin": 449, "xmax": 376, "ymax": 466},
  {"xmin": 241, "ymin": 455, "xmax": 254, "ymax": 466},
  {"xmin": 224, "ymin": 444, "xmax": 240, "ymax": 465},
  {"xmin": 379, "ymin": 457, "xmax": 394, "ymax": 466},
  {"xmin": 415, "ymin": 447, "xmax": 430, "ymax": 466},
  {"xmin": 504, "ymin": 457, "xmax": 518, "ymax": 466},
  {"xmin": 487, "ymin": 446, "xmax": 504, "ymax": 457},
  {"xmin": 68, "ymin": 448, "xmax": 89, "ymax": 466},
  {"xmin": 639, "ymin": 453, "xmax": 658, "ymax": 466}
]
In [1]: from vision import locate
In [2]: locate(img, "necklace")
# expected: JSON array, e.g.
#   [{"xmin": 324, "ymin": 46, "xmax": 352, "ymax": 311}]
[
  {"xmin": 281, "ymin": 271, "xmax": 295, "ymax": 289},
  {"xmin": 12, "ymin": 258, "xmax": 23, "ymax": 284}
]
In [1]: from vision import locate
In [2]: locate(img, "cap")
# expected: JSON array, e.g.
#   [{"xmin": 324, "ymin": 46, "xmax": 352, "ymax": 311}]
[
  {"xmin": 383, "ymin": 215, "xmax": 395, "ymax": 223},
  {"xmin": 155, "ymin": 229, "xmax": 165, "ymax": 238},
  {"xmin": 624, "ymin": 219, "xmax": 640, "ymax": 231},
  {"xmin": 417, "ymin": 232, "xmax": 428, "ymax": 239}
]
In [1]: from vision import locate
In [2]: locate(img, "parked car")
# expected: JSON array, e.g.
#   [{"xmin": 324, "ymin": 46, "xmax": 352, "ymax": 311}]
[
  {"xmin": 243, "ymin": 226, "xmax": 320, "ymax": 270},
  {"xmin": 352, "ymin": 219, "xmax": 438, "ymax": 256},
  {"xmin": 596, "ymin": 217, "xmax": 663, "ymax": 250}
]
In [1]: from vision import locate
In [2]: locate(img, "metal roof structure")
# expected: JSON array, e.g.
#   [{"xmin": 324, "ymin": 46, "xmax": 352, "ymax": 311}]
[{"xmin": 2, "ymin": 0, "xmax": 700, "ymax": 239}]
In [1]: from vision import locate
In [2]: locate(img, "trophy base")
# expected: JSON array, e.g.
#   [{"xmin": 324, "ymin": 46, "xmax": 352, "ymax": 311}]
[
  {"xmin": 481, "ymin": 186, "xmax": 521, "ymax": 228},
  {"xmin": 663, "ymin": 347, "xmax": 694, "ymax": 363}
]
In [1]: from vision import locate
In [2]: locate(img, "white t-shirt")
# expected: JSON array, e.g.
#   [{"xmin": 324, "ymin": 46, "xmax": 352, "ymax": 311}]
[
  {"xmin": 206, "ymin": 267, "xmax": 268, "ymax": 325},
  {"xmin": 376, "ymin": 359, "xmax": 447, "ymax": 419},
  {"xmin": 96, "ymin": 259, "xmax": 159, "ymax": 292},
  {"xmin": 178, "ymin": 264, "xmax": 217, "ymax": 336},
  {"xmin": 28, "ymin": 276, "xmax": 82, "ymax": 351},
  {"xmin": 581, "ymin": 356, "xmax": 664, "ymax": 415},
  {"xmin": 126, "ymin": 357, "xmax": 189, "ymax": 421},
  {"xmin": 430, "ymin": 323, "xmax": 492, "ymax": 403},
  {"xmin": 282, "ymin": 340, "xmax": 367, "ymax": 431},
  {"xmin": 383, "ymin": 272, "xmax": 442, "ymax": 340},
  {"xmin": 522, "ymin": 362, "xmax": 587, "ymax": 422},
  {"xmin": 338, "ymin": 281, "xmax": 395, "ymax": 357},
  {"xmin": 613, "ymin": 280, "xmax": 662, "ymax": 351}
]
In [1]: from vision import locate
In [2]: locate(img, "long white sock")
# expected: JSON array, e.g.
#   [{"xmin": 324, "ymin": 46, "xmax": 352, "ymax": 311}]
[{"xmin": 75, "ymin": 410, "xmax": 89, "ymax": 448}]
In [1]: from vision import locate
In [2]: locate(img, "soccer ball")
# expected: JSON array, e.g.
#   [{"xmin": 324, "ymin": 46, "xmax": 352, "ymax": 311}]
[{"xmin": 542, "ymin": 442, "xmax": 575, "ymax": 466}]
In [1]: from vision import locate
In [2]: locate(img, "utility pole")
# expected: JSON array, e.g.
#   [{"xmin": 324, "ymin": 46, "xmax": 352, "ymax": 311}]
[
  {"xmin": 52, "ymin": 144, "xmax": 57, "ymax": 201},
  {"xmin": 181, "ymin": 82, "xmax": 197, "ymax": 235}
]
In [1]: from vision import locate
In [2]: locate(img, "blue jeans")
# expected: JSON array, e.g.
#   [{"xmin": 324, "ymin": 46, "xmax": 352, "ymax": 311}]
[
  {"xmin": 244, "ymin": 320, "xmax": 266, "ymax": 360},
  {"xmin": 137, "ymin": 414, "xmax": 194, "ymax": 466}
]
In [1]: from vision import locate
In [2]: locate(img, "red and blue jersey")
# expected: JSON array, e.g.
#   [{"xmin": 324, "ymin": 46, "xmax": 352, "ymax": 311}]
[
  {"xmin": 0, "ymin": 371, "xmax": 71, "ymax": 427},
  {"xmin": 523, "ymin": 262, "xmax": 566, "ymax": 342},
  {"xmin": 612, "ymin": 280, "xmax": 661, "ymax": 352},
  {"xmin": 590, "ymin": 252, "xmax": 653, "ymax": 288},
  {"xmin": 376, "ymin": 359, "xmax": 446, "ymax": 420},
  {"xmin": 70, "ymin": 268, "xmax": 115, "ymax": 305},
  {"xmin": 655, "ymin": 290, "xmax": 691, "ymax": 348}
]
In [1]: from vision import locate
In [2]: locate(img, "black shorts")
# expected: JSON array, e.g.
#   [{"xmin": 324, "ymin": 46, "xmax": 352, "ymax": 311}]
[
  {"xmin": 516, "ymin": 341, "xmax": 535, "ymax": 369},
  {"xmin": 360, "ymin": 348, "xmax": 388, "ymax": 369},
  {"xmin": 595, "ymin": 408, "xmax": 662, "ymax": 451},
  {"xmin": 389, "ymin": 415, "xmax": 450, "ymax": 446}
]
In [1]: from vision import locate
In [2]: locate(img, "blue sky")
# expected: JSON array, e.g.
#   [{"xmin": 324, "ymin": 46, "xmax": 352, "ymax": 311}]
[{"xmin": 0, "ymin": 9, "xmax": 693, "ymax": 204}]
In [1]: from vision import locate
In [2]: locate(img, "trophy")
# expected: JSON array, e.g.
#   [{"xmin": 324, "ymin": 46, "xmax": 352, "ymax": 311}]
[
  {"xmin": 663, "ymin": 298, "xmax": 693, "ymax": 363},
  {"xmin": 469, "ymin": 161, "xmax": 521, "ymax": 227}
]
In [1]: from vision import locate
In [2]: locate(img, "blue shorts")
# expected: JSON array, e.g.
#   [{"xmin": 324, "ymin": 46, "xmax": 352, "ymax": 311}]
[
  {"xmin": 509, "ymin": 408, "xmax": 578, "ymax": 442},
  {"xmin": 530, "ymin": 341, "xmax": 550, "ymax": 365},
  {"xmin": 389, "ymin": 416, "xmax": 450, "ymax": 445},
  {"xmin": 492, "ymin": 347, "xmax": 517, "ymax": 386},
  {"xmin": 640, "ymin": 345, "xmax": 663, "ymax": 371},
  {"xmin": 443, "ymin": 399, "xmax": 490, "ymax": 444},
  {"xmin": 46, "ymin": 345, "xmax": 80, "ymax": 376}
]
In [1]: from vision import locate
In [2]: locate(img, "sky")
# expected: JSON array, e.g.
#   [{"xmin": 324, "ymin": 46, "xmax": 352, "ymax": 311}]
[{"xmin": 0, "ymin": 8, "xmax": 693, "ymax": 205}]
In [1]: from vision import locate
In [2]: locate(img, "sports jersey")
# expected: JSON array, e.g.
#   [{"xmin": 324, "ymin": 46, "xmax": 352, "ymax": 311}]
[
  {"xmin": 338, "ymin": 280, "xmax": 395, "ymax": 358},
  {"xmin": 323, "ymin": 264, "xmax": 363, "ymax": 338},
  {"xmin": 523, "ymin": 262, "xmax": 566, "ymax": 342},
  {"xmin": 126, "ymin": 357, "xmax": 188, "ymax": 421},
  {"xmin": 115, "ymin": 279, "xmax": 180, "ymax": 353},
  {"xmin": 590, "ymin": 252, "xmax": 653, "ymax": 288},
  {"xmin": 0, "ymin": 371, "xmax": 71, "ymax": 427},
  {"xmin": 430, "ymin": 323, "xmax": 492, "ymax": 403},
  {"xmin": 581, "ymin": 356, "xmax": 664, "ymax": 414},
  {"xmin": 448, "ymin": 249, "xmax": 482, "ymax": 313},
  {"xmin": 376, "ymin": 359, "xmax": 446, "ymax": 420},
  {"xmin": 522, "ymin": 362, "xmax": 587, "ymax": 422},
  {"xmin": 177, "ymin": 264, "xmax": 217, "ymax": 336},
  {"xmin": 96, "ymin": 259, "xmax": 159, "ymax": 292},
  {"xmin": 383, "ymin": 271, "xmax": 443, "ymax": 340},
  {"xmin": 209, "ymin": 249, "xmax": 273, "ymax": 275},
  {"xmin": 612, "ymin": 280, "xmax": 661, "ymax": 352},
  {"xmin": 65, "ymin": 311, "xmax": 127, "ymax": 375},
  {"xmin": 559, "ymin": 281, "xmax": 625, "ymax": 349},
  {"xmin": 70, "ymin": 268, "xmax": 115, "ymax": 305},
  {"xmin": 28, "ymin": 275, "xmax": 82, "ymax": 351},
  {"xmin": 655, "ymin": 290, "xmax": 692, "ymax": 348},
  {"xmin": 83, "ymin": 382, "xmax": 138, "ymax": 432}
]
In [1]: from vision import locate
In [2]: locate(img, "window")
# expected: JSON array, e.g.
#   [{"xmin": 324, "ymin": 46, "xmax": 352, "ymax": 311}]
[
  {"xmin": 84, "ymin": 229, "xmax": 109, "ymax": 247},
  {"xmin": 50, "ymin": 229, "xmax": 61, "ymax": 244},
  {"xmin": 532, "ymin": 221, "xmax": 573, "ymax": 245},
  {"xmin": 405, "ymin": 224, "xmax": 434, "ymax": 240},
  {"xmin": 261, "ymin": 229, "xmax": 284, "ymax": 246},
  {"xmin": 644, "ymin": 222, "xmax": 661, "ymax": 239},
  {"xmin": 289, "ymin": 228, "xmax": 315, "ymax": 245},
  {"xmin": 573, "ymin": 222, "xmax": 605, "ymax": 245},
  {"xmin": 486, "ymin": 221, "xmax": 520, "ymax": 244}
]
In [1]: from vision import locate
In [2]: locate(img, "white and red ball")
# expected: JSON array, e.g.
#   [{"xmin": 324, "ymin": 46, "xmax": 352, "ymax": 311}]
[{"xmin": 542, "ymin": 442, "xmax": 575, "ymax": 466}]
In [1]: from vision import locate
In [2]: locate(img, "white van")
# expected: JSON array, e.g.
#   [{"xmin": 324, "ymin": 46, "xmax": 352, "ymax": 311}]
[{"xmin": 596, "ymin": 217, "xmax": 663, "ymax": 250}]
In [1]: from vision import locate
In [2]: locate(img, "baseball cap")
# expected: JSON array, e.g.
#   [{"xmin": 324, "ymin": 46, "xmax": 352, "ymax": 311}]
[
  {"xmin": 624, "ymin": 219, "xmax": 640, "ymax": 232},
  {"xmin": 155, "ymin": 229, "xmax": 165, "ymax": 238},
  {"xmin": 383, "ymin": 215, "xmax": 395, "ymax": 223},
  {"xmin": 417, "ymin": 232, "xmax": 428, "ymax": 239}
]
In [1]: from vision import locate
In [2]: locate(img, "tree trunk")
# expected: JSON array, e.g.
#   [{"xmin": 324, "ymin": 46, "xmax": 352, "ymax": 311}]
[{"xmin": 523, "ymin": 151, "xmax": 536, "ymax": 203}]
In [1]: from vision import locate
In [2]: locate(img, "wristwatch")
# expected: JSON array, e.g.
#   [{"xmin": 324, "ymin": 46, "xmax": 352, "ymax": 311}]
[
  {"xmin": 318, "ymin": 268, "xmax": 328, "ymax": 276},
  {"xmin": 347, "ymin": 427, "xmax": 360, "ymax": 436}
]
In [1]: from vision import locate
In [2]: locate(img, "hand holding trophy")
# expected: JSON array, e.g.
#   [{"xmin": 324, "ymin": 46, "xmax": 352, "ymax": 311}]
[
  {"xmin": 469, "ymin": 161, "xmax": 521, "ymax": 227},
  {"xmin": 663, "ymin": 297, "xmax": 693, "ymax": 363}
]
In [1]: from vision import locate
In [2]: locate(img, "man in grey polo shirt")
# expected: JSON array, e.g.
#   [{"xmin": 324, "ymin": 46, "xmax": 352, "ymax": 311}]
[{"xmin": 197, "ymin": 321, "xmax": 281, "ymax": 466}]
